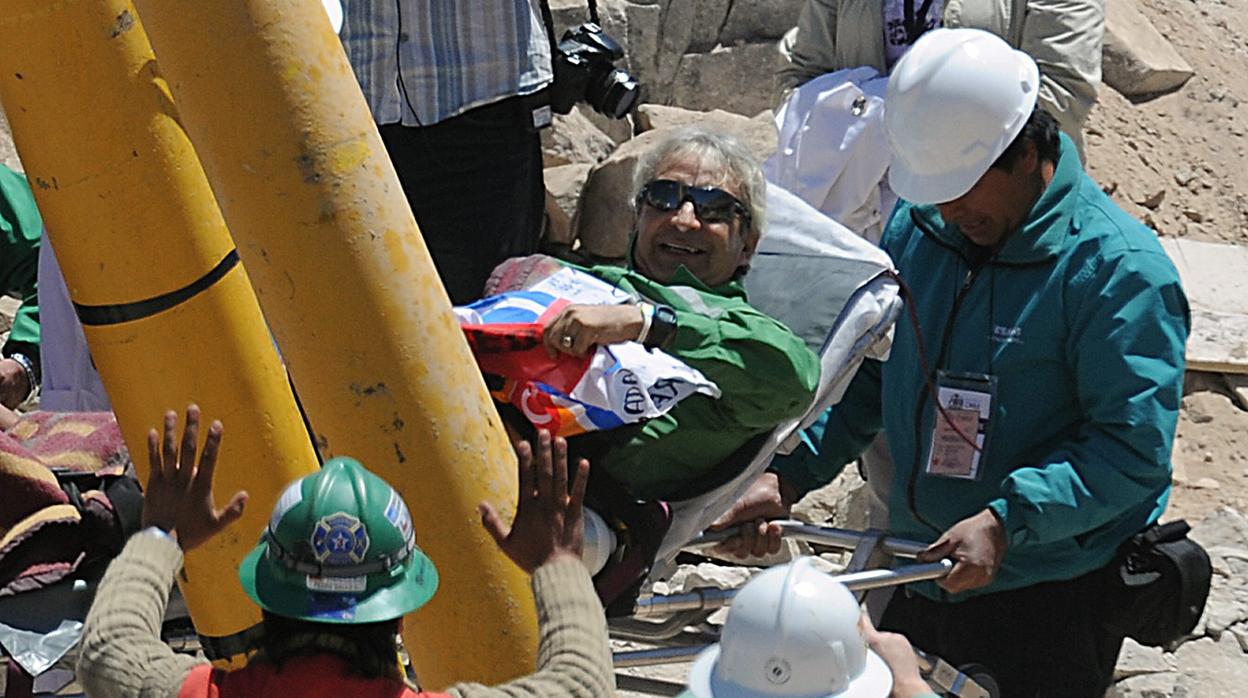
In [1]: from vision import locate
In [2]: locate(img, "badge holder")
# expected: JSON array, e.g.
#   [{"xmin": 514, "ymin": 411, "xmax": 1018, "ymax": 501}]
[{"xmin": 924, "ymin": 371, "xmax": 996, "ymax": 481}]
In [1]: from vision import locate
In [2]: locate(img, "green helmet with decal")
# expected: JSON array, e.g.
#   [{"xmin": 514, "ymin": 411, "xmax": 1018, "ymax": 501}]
[{"xmin": 239, "ymin": 457, "xmax": 438, "ymax": 624}]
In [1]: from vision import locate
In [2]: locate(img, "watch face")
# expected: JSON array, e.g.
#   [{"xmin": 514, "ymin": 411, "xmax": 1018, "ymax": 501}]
[{"xmin": 647, "ymin": 305, "xmax": 678, "ymax": 349}]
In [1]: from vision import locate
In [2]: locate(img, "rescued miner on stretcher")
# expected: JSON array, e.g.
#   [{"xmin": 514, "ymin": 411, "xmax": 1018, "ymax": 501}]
[{"xmin": 473, "ymin": 127, "xmax": 819, "ymax": 504}]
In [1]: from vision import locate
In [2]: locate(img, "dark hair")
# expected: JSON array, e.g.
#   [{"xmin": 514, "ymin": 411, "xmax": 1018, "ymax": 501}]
[
  {"xmin": 990, "ymin": 106, "xmax": 1061, "ymax": 171},
  {"xmin": 254, "ymin": 611, "xmax": 403, "ymax": 680}
]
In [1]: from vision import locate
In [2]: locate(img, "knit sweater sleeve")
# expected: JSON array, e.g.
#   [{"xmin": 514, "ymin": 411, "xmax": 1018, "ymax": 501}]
[
  {"xmin": 75, "ymin": 532, "xmax": 204, "ymax": 698},
  {"xmin": 447, "ymin": 558, "xmax": 613, "ymax": 698}
]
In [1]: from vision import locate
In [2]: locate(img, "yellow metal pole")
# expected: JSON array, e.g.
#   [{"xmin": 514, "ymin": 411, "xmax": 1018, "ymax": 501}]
[
  {"xmin": 0, "ymin": 0, "xmax": 321, "ymax": 663},
  {"xmin": 133, "ymin": 0, "xmax": 538, "ymax": 686}
]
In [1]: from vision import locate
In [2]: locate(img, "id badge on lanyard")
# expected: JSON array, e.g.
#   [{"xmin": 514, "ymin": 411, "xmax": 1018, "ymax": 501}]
[{"xmin": 925, "ymin": 370, "xmax": 996, "ymax": 480}]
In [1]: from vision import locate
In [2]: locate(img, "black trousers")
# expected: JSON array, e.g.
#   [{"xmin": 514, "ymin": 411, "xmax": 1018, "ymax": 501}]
[
  {"xmin": 879, "ymin": 564, "xmax": 1126, "ymax": 698},
  {"xmin": 379, "ymin": 95, "xmax": 544, "ymax": 305}
]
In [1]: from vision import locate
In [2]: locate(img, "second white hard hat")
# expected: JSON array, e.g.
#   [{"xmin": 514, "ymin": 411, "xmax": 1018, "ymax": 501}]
[
  {"xmin": 884, "ymin": 28, "xmax": 1040, "ymax": 205},
  {"xmin": 686, "ymin": 558, "xmax": 893, "ymax": 698}
]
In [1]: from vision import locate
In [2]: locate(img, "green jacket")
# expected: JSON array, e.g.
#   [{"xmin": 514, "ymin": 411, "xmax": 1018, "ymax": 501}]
[
  {"xmin": 774, "ymin": 134, "xmax": 1188, "ymax": 599},
  {"xmin": 0, "ymin": 165, "xmax": 42, "ymax": 369},
  {"xmin": 588, "ymin": 264, "xmax": 819, "ymax": 500}
]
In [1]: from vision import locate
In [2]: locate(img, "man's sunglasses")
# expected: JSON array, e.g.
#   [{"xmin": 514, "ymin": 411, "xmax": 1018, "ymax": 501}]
[{"xmin": 637, "ymin": 179, "xmax": 751, "ymax": 227}]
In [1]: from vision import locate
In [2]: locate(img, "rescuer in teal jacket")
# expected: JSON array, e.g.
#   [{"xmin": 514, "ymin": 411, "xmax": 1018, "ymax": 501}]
[
  {"xmin": 717, "ymin": 30, "xmax": 1189, "ymax": 698},
  {"xmin": 774, "ymin": 128, "xmax": 1189, "ymax": 599}
]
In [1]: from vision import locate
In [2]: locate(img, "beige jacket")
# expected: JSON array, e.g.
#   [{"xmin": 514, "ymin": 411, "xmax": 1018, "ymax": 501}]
[
  {"xmin": 777, "ymin": 0, "xmax": 1104, "ymax": 152},
  {"xmin": 76, "ymin": 532, "xmax": 615, "ymax": 698}
]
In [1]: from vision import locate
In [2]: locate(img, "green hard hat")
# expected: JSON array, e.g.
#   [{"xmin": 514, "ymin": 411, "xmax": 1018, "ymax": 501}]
[{"xmin": 239, "ymin": 457, "xmax": 438, "ymax": 624}]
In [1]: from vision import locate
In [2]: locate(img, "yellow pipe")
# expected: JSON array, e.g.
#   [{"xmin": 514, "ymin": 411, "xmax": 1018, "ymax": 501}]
[
  {"xmin": 0, "ymin": 0, "xmax": 321, "ymax": 663},
  {"xmin": 133, "ymin": 0, "xmax": 538, "ymax": 686}
]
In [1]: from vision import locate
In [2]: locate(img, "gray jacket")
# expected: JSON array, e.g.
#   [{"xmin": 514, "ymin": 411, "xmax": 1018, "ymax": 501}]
[{"xmin": 777, "ymin": 0, "xmax": 1104, "ymax": 154}]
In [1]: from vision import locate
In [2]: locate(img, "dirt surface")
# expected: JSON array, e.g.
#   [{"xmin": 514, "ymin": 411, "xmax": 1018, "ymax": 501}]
[
  {"xmin": 1082, "ymin": 0, "xmax": 1248, "ymax": 524},
  {"xmin": 1169, "ymin": 373, "xmax": 1248, "ymax": 522},
  {"xmin": 1086, "ymin": 0, "xmax": 1248, "ymax": 245}
]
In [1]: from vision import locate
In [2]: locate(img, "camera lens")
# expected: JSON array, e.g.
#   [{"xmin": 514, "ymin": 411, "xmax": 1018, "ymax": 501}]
[{"xmin": 588, "ymin": 67, "xmax": 643, "ymax": 119}]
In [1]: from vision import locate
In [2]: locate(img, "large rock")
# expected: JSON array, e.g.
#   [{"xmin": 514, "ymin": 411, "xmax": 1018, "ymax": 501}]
[
  {"xmin": 793, "ymin": 467, "xmax": 870, "ymax": 532},
  {"xmin": 635, "ymin": 104, "xmax": 778, "ymax": 160},
  {"xmin": 1189, "ymin": 507, "xmax": 1248, "ymax": 551},
  {"xmin": 1102, "ymin": 0, "xmax": 1194, "ymax": 98},
  {"xmin": 1173, "ymin": 634, "xmax": 1248, "ymax": 695},
  {"xmin": 659, "ymin": 4, "xmax": 700, "ymax": 106},
  {"xmin": 1114, "ymin": 639, "xmax": 1177, "ymax": 681},
  {"xmin": 571, "ymin": 129, "xmax": 665, "ymax": 262},
  {"xmin": 581, "ymin": 107, "xmax": 635, "ymax": 145},
  {"xmin": 669, "ymin": 43, "xmax": 785, "ymax": 116},
  {"xmin": 1110, "ymin": 671, "xmax": 1185, "ymax": 698},
  {"xmin": 543, "ymin": 163, "xmax": 592, "ymax": 245},
  {"xmin": 688, "ymin": 0, "xmax": 733, "ymax": 53},
  {"xmin": 1190, "ymin": 508, "xmax": 1248, "ymax": 638},
  {"xmin": 541, "ymin": 107, "xmax": 617, "ymax": 167}
]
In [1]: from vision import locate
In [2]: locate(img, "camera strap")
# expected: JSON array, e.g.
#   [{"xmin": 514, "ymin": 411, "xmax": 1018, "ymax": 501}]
[
  {"xmin": 538, "ymin": 0, "xmax": 601, "ymax": 41},
  {"xmin": 538, "ymin": 0, "xmax": 559, "ymax": 56}
]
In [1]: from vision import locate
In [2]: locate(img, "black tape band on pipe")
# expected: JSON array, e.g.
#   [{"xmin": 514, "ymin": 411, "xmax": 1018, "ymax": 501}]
[
  {"xmin": 198, "ymin": 621, "xmax": 265, "ymax": 661},
  {"xmin": 74, "ymin": 250, "xmax": 240, "ymax": 326}
]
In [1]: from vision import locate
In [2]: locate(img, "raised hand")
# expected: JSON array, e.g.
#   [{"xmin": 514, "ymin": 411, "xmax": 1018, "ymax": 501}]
[
  {"xmin": 479, "ymin": 430, "xmax": 590, "ymax": 574},
  {"xmin": 142, "ymin": 405, "xmax": 248, "ymax": 552}
]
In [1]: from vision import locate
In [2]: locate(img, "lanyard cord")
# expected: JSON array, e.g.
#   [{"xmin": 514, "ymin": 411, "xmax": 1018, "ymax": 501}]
[{"xmin": 903, "ymin": 261, "xmax": 983, "ymax": 534}]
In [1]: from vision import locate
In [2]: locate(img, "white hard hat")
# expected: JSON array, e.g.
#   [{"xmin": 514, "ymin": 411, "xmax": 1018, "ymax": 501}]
[
  {"xmin": 884, "ymin": 28, "xmax": 1040, "ymax": 205},
  {"xmin": 686, "ymin": 558, "xmax": 893, "ymax": 698},
  {"xmin": 322, "ymin": 0, "xmax": 344, "ymax": 34}
]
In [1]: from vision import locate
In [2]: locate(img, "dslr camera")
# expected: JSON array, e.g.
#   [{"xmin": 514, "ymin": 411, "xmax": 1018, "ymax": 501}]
[{"xmin": 549, "ymin": 23, "xmax": 644, "ymax": 119}]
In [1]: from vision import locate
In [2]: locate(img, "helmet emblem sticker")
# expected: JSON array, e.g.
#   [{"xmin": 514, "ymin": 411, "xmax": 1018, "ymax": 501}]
[
  {"xmin": 311, "ymin": 513, "xmax": 370, "ymax": 566},
  {"xmin": 384, "ymin": 489, "xmax": 415, "ymax": 546}
]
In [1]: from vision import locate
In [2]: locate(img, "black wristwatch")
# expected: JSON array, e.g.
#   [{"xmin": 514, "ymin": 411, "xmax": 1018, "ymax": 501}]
[{"xmin": 643, "ymin": 304, "xmax": 678, "ymax": 350}]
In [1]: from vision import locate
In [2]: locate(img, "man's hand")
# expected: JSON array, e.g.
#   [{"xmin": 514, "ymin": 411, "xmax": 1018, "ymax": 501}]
[
  {"xmin": 0, "ymin": 358, "xmax": 30, "ymax": 408},
  {"xmin": 479, "ymin": 430, "xmax": 590, "ymax": 574},
  {"xmin": 542, "ymin": 304, "xmax": 645, "ymax": 358},
  {"xmin": 861, "ymin": 617, "xmax": 931, "ymax": 698},
  {"xmin": 917, "ymin": 508, "xmax": 1007, "ymax": 594},
  {"xmin": 706, "ymin": 472, "xmax": 797, "ymax": 559},
  {"xmin": 142, "ymin": 405, "xmax": 248, "ymax": 552}
]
